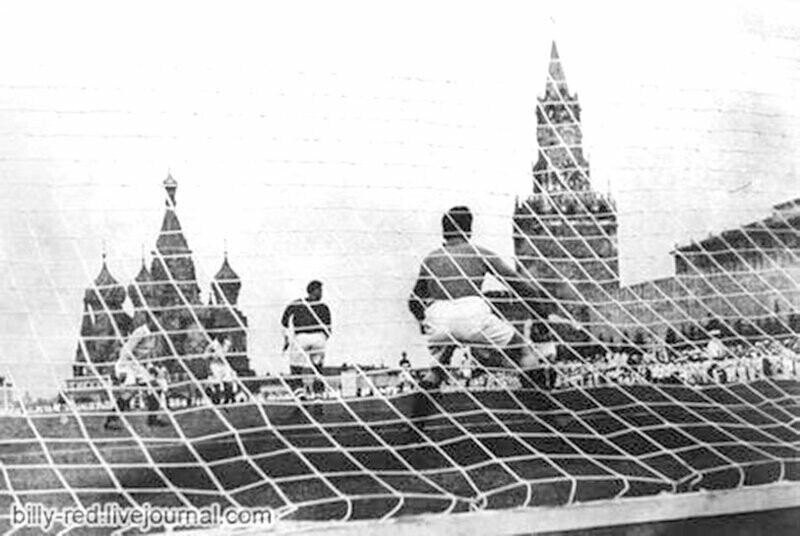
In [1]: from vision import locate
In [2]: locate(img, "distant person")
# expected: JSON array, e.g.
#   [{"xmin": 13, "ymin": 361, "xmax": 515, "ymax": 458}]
[
  {"xmin": 206, "ymin": 339, "xmax": 236, "ymax": 404},
  {"xmin": 398, "ymin": 352, "xmax": 415, "ymax": 392},
  {"xmin": 153, "ymin": 364, "xmax": 169, "ymax": 407},
  {"xmin": 408, "ymin": 206, "xmax": 569, "ymax": 388},
  {"xmin": 705, "ymin": 331, "xmax": 725, "ymax": 359},
  {"xmin": 399, "ymin": 352, "xmax": 410, "ymax": 369},
  {"xmin": 281, "ymin": 280, "xmax": 332, "ymax": 395}
]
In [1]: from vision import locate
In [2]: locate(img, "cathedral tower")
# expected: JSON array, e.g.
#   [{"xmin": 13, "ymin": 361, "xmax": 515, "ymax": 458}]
[
  {"xmin": 150, "ymin": 173, "xmax": 202, "ymax": 307},
  {"xmin": 208, "ymin": 253, "xmax": 252, "ymax": 376}
]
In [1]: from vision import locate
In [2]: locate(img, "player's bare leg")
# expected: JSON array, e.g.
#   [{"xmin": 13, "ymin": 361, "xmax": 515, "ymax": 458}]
[
  {"xmin": 309, "ymin": 353, "xmax": 325, "ymax": 418},
  {"xmin": 409, "ymin": 344, "xmax": 454, "ymax": 430},
  {"xmin": 511, "ymin": 323, "xmax": 558, "ymax": 390}
]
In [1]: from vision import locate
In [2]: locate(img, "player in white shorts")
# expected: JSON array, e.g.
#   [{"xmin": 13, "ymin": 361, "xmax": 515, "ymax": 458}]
[
  {"xmin": 206, "ymin": 339, "xmax": 236, "ymax": 403},
  {"xmin": 281, "ymin": 280, "xmax": 332, "ymax": 395},
  {"xmin": 409, "ymin": 206, "xmax": 568, "ymax": 389},
  {"xmin": 424, "ymin": 297, "xmax": 517, "ymax": 359},
  {"xmin": 105, "ymin": 312, "xmax": 164, "ymax": 429}
]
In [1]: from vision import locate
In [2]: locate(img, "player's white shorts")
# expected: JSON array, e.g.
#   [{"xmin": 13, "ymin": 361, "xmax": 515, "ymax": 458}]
[
  {"xmin": 425, "ymin": 297, "xmax": 515, "ymax": 355},
  {"xmin": 115, "ymin": 360, "xmax": 146, "ymax": 387},
  {"xmin": 288, "ymin": 332, "xmax": 327, "ymax": 368}
]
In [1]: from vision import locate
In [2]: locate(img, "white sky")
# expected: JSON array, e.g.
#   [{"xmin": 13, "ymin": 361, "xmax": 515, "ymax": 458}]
[{"xmin": 0, "ymin": 0, "xmax": 798, "ymax": 397}]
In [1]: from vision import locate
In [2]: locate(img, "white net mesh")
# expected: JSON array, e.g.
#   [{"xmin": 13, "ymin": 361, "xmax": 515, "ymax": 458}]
[{"xmin": 2, "ymin": 8, "xmax": 800, "ymax": 533}]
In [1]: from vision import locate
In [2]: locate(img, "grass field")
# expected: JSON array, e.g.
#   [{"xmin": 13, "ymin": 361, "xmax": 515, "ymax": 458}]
[{"xmin": 1, "ymin": 380, "xmax": 799, "ymax": 533}]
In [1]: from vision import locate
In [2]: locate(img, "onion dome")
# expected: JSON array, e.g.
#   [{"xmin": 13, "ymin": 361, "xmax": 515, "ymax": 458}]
[
  {"xmin": 215, "ymin": 254, "xmax": 239, "ymax": 281},
  {"xmin": 212, "ymin": 253, "xmax": 242, "ymax": 305},
  {"xmin": 128, "ymin": 257, "xmax": 153, "ymax": 308},
  {"xmin": 85, "ymin": 255, "xmax": 126, "ymax": 310}
]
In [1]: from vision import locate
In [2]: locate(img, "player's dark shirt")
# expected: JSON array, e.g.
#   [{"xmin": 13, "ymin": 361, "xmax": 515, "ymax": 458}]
[{"xmin": 281, "ymin": 299, "xmax": 331, "ymax": 335}]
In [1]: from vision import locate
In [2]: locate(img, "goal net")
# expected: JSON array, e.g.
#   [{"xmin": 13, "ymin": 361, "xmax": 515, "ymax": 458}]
[{"xmin": 1, "ymin": 27, "xmax": 800, "ymax": 536}]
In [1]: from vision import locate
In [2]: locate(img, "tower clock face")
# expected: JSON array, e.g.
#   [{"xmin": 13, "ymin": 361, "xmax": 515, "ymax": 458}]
[{"xmin": 557, "ymin": 124, "xmax": 580, "ymax": 146}]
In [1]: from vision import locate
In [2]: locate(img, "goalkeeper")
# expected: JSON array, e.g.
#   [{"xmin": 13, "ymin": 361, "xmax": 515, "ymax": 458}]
[
  {"xmin": 104, "ymin": 312, "xmax": 166, "ymax": 429},
  {"xmin": 408, "ymin": 206, "xmax": 568, "ymax": 387}
]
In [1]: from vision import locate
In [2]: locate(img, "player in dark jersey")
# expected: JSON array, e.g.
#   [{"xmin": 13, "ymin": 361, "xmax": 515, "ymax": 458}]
[
  {"xmin": 409, "ymin": 206, "xmax": 571, "ymax": 389},
  {"xmin": 281, "ymin": 280, "xmax": 331, "ymax": 395}
]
